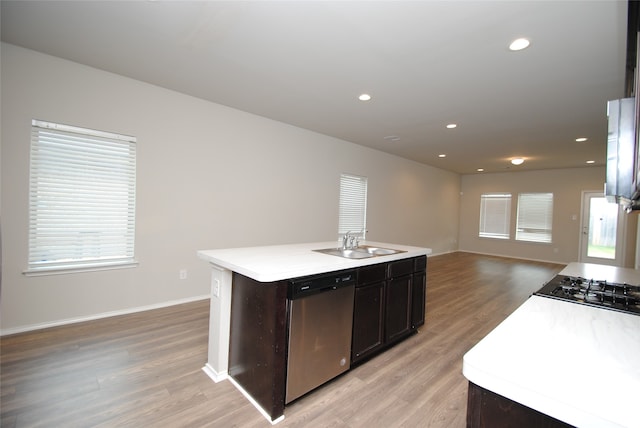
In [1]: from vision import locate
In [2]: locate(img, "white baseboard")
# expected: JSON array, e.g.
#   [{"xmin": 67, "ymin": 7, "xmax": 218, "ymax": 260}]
[
  {"xmin": 426, "ymin": 249, "xmax": 457, "ymax": 257},
  {"xmin": 202, "ymin": 363, "xmax": 228, "ymax": 383},
  {"xmin": 0, "ymin": 294, "xmax": 211, "ymax": 336},
  {"xmin": 454, "ymin": 249, "xmax": 567, "ymax": 266},
  {"xmin": 226, "ymin": 375, "xmax": 285, "ymax": 425}
]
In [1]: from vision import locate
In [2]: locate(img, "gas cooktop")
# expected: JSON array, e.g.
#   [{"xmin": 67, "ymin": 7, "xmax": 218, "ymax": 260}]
[{"xmin": 534, "ymin": 275, "xmax": 640, "ymax": 315}]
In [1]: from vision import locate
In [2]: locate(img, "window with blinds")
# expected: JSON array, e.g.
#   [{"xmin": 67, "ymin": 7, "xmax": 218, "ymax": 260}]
[
  {"xmin": 338, "ymin": 174, "xmax": 367, "ymax": 239},
  {"xmin": 515, "ymin": 193, "xmax": 553, "ymax": 243},
  {"xmin": 27, "ymin": 119, "xmax": 137, "ymax": 274},
  {"xmin": 479, "ymin": 193, "xmax": 511, "ymax": 239}
]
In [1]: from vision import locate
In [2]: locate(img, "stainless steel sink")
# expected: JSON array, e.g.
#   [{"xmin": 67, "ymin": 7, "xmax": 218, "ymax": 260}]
[
  {"xmin": 356, "ymin": 245, "xmax": 405, "ymax": 256},
  {"xmin": 313, "ymin": 248, "xmax": 375, "ymax": 259},
  {"xmin": 313, "ymin": 245, "xmax": 406, "ymax": 259}
]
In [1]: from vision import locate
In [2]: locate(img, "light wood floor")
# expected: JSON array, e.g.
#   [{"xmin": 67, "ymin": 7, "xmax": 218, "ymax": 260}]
[{"xmin": 1, "ymin": 252, "xmax": 564, "ymax": 428}]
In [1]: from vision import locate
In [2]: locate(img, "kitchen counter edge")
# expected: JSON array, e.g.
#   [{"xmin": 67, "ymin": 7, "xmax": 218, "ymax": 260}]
[
  {"xmin": 197, "ymin": 241, "xmax": 431, "ymax": 282},
  {"xmin": 462, "ymin": 262, "xmax": 640, "ymax": 428}
]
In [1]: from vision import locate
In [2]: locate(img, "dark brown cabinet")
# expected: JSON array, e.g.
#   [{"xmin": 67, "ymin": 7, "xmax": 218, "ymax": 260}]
[
  {"xmin": 411, "ymin": 270, "xmax": 426, "ymax": 328},
  {"xmin": 352, "ymin": 255, "xmax": 427, "ymax": 364},
  {"xmin": 228, "ymin": 255, "xmax": 427, "ymax": 421},
  {"xmin": 467, "ymin": 382, "xmax": 573, "ymax": 428},
  {"xmin": 411, "ymin": 254, "xmax": 427, "ymax": 329},
  {"xmin": 352, "ymin": 280, "xmax": 385, "ymax": 361},
  {"xmin": 352, "ymin": 263, "xmax": 386, "ymax": 362},
  {"xmin": 385, "ymin": 273, "xmax": 412, "ymax": 342},
  {"xmin": 228, "ymin": 273, "xmax": 289, "ymax": 421}
]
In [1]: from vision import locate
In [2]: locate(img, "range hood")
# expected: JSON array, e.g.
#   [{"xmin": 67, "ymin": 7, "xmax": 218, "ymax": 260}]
[{"xmin": 605, "ymin": 97, "xmax": 640, "ymax": 212}]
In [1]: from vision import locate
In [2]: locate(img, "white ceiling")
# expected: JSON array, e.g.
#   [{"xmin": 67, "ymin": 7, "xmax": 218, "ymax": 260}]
[{"xmin": 0, "ymin": 1, "xmax": 629, "ymax": 174}]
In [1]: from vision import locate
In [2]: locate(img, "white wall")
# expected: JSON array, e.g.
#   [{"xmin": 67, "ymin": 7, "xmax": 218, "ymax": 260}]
[
  {"xmin": 0, "ymin": 43, "xmax": 460, "ymax": 333},
  {"xmin": 458, "ymin": 167, "xmax": 637, "ymax": 266}
]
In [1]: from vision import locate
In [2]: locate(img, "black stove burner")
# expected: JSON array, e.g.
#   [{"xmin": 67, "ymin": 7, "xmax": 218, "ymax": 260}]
[{"xmin": 534, "ymin": 275, "xmax": 640, "ymax": 315}]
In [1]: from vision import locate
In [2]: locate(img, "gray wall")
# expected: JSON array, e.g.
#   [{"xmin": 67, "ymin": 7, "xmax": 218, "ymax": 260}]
[
  {"xmin": 1, "ymin": 43, "xmax": 460, "ymax": 333},
  {"xmin": 458, "ymin": 168, "xmax": 637, "ymax": 266}
]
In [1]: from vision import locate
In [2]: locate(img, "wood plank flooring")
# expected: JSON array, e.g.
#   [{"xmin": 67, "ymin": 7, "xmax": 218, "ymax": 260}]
[{"xmin": 1, "ymin": 252, "xmax": 564, "ymax": 427}]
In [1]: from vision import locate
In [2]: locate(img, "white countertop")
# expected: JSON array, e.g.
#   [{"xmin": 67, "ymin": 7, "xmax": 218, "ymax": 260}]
[
  {"xmin": 463, "ymin": 263, "xmax": 640, "ymax": 428},
  {"xmin": 559, "ymin": 261, "xmax": 640, "ymax": 285},
  {"xmin": 197, "ymin": 241, "xmax": 431, "ymax": 282}
]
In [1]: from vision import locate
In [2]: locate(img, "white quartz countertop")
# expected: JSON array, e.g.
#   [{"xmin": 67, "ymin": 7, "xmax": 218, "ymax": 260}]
[
  {"xmin": 559, "ymin": 261, "xmax": 640, "ymax": 285},
  {"xmin": 463, "ymin": 263, "xmax": 640, "ymax": 428},
  {"xmin": 197, "ymin": 241, "xmax": 431, "ymax": 282}
]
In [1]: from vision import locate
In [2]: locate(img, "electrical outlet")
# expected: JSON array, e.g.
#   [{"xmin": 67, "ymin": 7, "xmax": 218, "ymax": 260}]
[
  {"xmin": 179, "ymin": 269, "xmax": 187, "ymax": 280},
  {"xmin": 213, "ymin": 279, "xmax": 221, "ymax": 297}
]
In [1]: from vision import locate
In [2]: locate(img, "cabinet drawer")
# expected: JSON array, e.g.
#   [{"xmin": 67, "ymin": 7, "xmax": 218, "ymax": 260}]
[
  {"xmin": 388, "ymin": 258, "xmax": 413, "ymax": 278},
  {"xmin": 414, "ymin": 255, "xmax": 427, "ymax": 272},
  {"xmin": 358, "ymin": 263, "xmax": 387, "ymax": 285}
]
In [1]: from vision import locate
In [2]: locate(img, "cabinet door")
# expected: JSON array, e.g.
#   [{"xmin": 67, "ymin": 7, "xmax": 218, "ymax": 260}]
[
  {"xmin": 385, "ymin": 275, "xmax": 412, "ymax": 343},
  {"xmin": 411, "ymin": 271, "xmax": 426, "ymax": 328},
  {"xmin": 352, "ymin": 281, "xmax": 385, "ymax": 363}
]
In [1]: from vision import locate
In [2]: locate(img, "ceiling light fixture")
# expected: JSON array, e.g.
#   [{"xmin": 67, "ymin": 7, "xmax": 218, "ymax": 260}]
[
  {"xmin": 511, "ymin": 158, "xmax": 525, "ymax": 165},
  {"xmin": 358, "ymin": 94, "xmax": 372, "ymax": 101},
  {"xmin": 586, "ymin": 160, "xmax": 595, "ymax": 164},
  {"xmin": 509, "ymin": 38, "xmax": 530, "ymax": 51},
  {"xmin": 446, "ymin": 123, "xmax": 457, "ymax": 129},
  {"xmin": 438, "ymin": 154, "xmax": 446, "ymax": 158},
  {"xmin": 575, "ymin": 137, "xmax": 588, "ymax": 142},
  {"xmin": 477, "ymin": 168, "xmax": 484, "ymax": 172}
]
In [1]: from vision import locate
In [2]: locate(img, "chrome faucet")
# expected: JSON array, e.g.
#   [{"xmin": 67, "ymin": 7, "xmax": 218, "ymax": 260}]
[
  {"xmin": 341, "ymin": 231, "xmax": 359, "ymax": 250},
  {"xmin": 342, "ymin": 231, "xmax": 351, "ymax": 250}
]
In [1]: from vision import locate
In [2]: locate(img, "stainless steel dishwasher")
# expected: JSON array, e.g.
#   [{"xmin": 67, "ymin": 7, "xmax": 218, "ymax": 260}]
[{"xmin": 286, "ymin": 269, "xmax": 356, "ymax": 403}]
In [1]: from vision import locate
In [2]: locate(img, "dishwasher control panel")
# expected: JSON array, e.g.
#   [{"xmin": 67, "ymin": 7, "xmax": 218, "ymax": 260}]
[{"xmin": 288, "ymin": 269, "xmax": 356, "ymax": 299}]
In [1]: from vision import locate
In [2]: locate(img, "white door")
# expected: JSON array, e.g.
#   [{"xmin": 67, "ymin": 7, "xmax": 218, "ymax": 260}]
[{"xmin": 579, "ymin": 191, "xmax": 624, "ymax": 266}]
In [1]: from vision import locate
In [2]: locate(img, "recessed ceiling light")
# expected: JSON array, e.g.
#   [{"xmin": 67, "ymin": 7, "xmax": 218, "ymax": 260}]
[
  {"xmin": 586, "ymin": 160, "xmax": 595, "ymax": 164},
  {"xmin": 446, "ymin": 123, "xmax": 457, "ymax": 129},
  {"xmin": 575, "ymin": 137, "xmax": 588, "ymax": 142},
  {"xmin": 384, "ymin": 135, "xmax": 400, "ymax": 142},
  {"xmin": 477, "ymin": 168, "xmax": 484, "ymax": 172},
  {"xmin": 511, "ymin": 158, "xmax": 525, "ymax": 165},
  {"xmin": 438, "ymin": 154, "xmax": 446, "ymax": 158},
  {"xmin": 509, "ymin": 38, "xmax": 530, "ymax": 51},
  {"xmin": 358, "ymin": 94, "xmax": 372, "ymax": 101}
]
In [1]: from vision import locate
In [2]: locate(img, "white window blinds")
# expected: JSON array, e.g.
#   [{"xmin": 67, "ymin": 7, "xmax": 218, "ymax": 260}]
[
  {"xmin": 27, "ymin": 120, "xmax": 137, "ymax": 273},
  {"xmin": 479, "ymin": 193, "xmax": 511, "ymax": 239},
  {"xmin": 516, "ymin": 193, "xmax": 553, "ymax": 243},
  {"xmin": 338, "ymin": 174, "xmax": 367, "ymax": 239}
]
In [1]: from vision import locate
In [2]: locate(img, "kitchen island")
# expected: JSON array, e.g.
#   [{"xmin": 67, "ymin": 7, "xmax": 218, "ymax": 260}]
[
  {"xmin": 198, "ymin": 241, "xmax": 431, "ymax": 424},
  {"xmin": 463, "ymin": 262, "xmax": 640, "ymax": 428}
]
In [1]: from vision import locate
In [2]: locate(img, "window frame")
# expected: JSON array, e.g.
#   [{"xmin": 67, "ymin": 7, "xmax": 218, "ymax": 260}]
[
  {"xmin": 479, "ymin": 193, "xmax": 512, "ymax": 240},
  {"xmin": 338, "ymin": 173, "xmax": 368, "ymax": 240},
  {"xmin": 515, "ymin": 192, "xmax": 554, "ymax": 244},
  {"xmin": 25, "ymin": 119, "xmax": 138, "ymax": 276}
]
